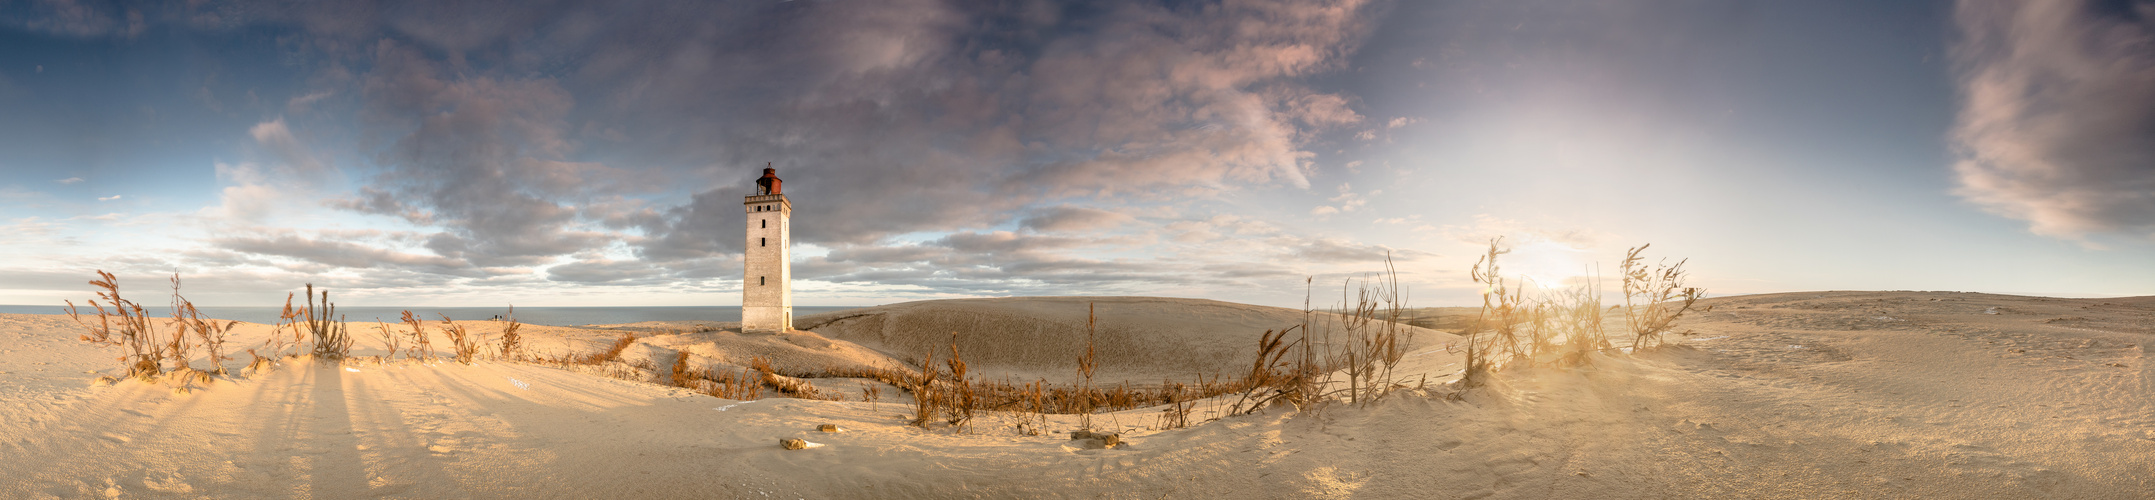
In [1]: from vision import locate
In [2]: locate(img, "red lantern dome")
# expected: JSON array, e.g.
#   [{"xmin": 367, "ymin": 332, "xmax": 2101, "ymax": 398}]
[{"xmin": 756, "ymin": 164, "xmax": 782, "ymax": 195}]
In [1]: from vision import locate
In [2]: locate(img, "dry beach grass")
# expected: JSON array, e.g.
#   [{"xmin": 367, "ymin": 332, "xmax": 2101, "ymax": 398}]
[{"xmin": 3, "ymin": 255, "xmax": 2151, "ymax": 497}]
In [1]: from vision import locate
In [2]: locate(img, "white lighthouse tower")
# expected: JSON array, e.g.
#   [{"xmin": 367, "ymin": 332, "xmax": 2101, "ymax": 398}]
[{"xmin": 742, "ymin": 164, "xmax": 792, "ymax": 333}]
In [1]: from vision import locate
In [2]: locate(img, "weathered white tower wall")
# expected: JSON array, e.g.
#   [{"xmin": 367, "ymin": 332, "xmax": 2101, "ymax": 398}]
[{"xmin": 742, "ymin": 192, "xmax": 792, "ymax": 332}]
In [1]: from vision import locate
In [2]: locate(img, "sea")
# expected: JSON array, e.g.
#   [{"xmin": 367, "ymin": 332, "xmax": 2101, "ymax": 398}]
[{"xmin": 0, "ymin": 305, "xmax": 866, "ymax": 327}]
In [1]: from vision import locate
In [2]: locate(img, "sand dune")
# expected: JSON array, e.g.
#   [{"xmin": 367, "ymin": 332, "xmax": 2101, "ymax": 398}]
[
  {"xmin": 2, "ymin": 292, "xmax": 2151, "ymax": 498},
  {"xmin": 796, "ymin": 296, "xmax": 1456, "ymax": 385}
]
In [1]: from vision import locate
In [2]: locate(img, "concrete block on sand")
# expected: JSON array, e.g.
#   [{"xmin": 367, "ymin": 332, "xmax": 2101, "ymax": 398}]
[{"xmin": 1069, "ymin": 430, "xmax": 1123, "ymax": 449}]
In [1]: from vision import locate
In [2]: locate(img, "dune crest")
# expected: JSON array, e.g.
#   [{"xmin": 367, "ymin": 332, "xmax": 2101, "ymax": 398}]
[{"xmin": 796, "ymin": 296, "xmax": 1455, "ymax": 385}]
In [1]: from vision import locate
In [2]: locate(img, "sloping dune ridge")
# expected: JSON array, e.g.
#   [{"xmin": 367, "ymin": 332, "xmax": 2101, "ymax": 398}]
[
  {"xmin": 795, "ymin": 296, "xmax": 1455, "ymax": 385},
  {"xmin": 0, "ymin": 291, "xmax": 2151, "ymax": 498}
]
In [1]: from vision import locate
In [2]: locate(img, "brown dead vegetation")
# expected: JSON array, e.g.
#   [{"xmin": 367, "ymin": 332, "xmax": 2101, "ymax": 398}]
[
  {"xmin": 61, "ymin": 243, "xmax": 1706, "ymax": 435},
  {"xmin": 1458, "ymin": 239, "xmax": 1708, "ymax": 388}
]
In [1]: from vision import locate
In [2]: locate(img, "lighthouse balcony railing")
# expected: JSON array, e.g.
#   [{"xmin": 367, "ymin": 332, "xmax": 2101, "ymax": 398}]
[{"xmin": 745, "ymin": 194, "xmax": 788, "ymax": 204}]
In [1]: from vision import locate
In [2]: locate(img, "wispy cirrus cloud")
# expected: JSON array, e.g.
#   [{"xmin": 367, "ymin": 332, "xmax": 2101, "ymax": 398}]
[{"xmin": 1950, "ymin": 0, "xmax": 2155, "ymax": 240}]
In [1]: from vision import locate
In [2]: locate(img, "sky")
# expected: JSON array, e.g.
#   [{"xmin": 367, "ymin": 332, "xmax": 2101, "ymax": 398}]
[{"xmin": 0, "ymin": 0, "xmax": 2151, "ymax": 308}]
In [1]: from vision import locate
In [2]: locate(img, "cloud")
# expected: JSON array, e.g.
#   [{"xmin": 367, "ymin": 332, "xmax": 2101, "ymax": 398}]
[
  {"xmin": 544, "ymin": 258, "xmax": 666, "ymax": 284},
  {"xmin": 16, "ymin": 0, "xmax": 1390, "ymax": 303},
  {"xmin": 0, "ymin": 217, "xmax": 63, "ymax": 241},
  {"xmin": 286, "ymin": 90, "xmax": 334, "ymax": 113},
  {"xmin": 1950, "ymin": 0, "xmax": 2155, "ymax": 238},
  {"xmin": 55, "ymin": 177, "xmax": 82, "ymax": 184},
  {"xmin": 1289, "ymin": 238, "xmax": 1427, "ymax": 263},
  {"xmin": 1310, "ymin": 182, "xmax": 1375, "ymax": 215},
  {"xmin": 594, "ymin": 0, "xmax": 1375, "ymax": 250},
  {"xmin": 1018, "ymin": 206, "xmax": 1136, "ymax": 233},
  {"xmin": 211, "ymin": 118, "xmax": 340, "ymax": 223},
  {"xmin": 342, "ymin": 40, "xmax": 637, "ymax": 266},
  {"xmin": 1286, "ymin": 93, "xmax": 1364, "ymax": 128},
  {"xmin": 249, "ymin": 119, "xmax": 332, "ymax": 179},
  {"xmin": 7, "ymin": 0, "xmax": 146, "ymax": 38},
  {"xmin": 215, "ymin": 233, "xmax": 472, "ymax": 272},
  {"xmin": 97, "ymin": 195, "xmax": 120, "ymax": 201}
]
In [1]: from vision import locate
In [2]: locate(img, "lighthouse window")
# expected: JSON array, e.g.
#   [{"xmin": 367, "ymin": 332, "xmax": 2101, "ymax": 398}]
[
  {"xmin": 759, "ymin": 276, "xmax": 765, "ymax": 286},
  {"xmin": 760, "ymin": 237, "xmax": 766, "ymax": 247},
  {"xmin": 761, "ymin": 219, "xmax": 766, "ymax": 228}
]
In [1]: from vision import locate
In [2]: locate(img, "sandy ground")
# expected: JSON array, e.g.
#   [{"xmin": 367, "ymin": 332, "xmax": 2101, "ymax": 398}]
[{"xmin": 1, "ymin": 291, "xmax": 2150, "ymax": 498}]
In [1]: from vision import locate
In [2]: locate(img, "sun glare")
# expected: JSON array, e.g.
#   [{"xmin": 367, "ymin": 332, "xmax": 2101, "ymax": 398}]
[{"xmin": 1502, "ymin": 239, "xmax": 1592, "ymax": 291}]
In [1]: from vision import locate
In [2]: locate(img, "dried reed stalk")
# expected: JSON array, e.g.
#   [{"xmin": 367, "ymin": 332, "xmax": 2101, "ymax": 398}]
[
  {"xmin": 301, "ymin": 284, "xmax": 353, "ymax": 360},
  {"xmin": 943, "ymin": 331, "xmax": 974, "ymax": 431},
  {"xmin": 437, "ymin": 314, "xmax": 479, "ymax": 364},
  {"xmin": 1076, "ymin": 303, "xmax": 1099, "ymax": 431},
  {"xmin": 373, "ymin": 320, "xmax": 402, "ymax": 361},
  {"xmin": 911, "ymin": 349, "xmax": 940, "ymax": 427},
  {"xmin": 1464, "ymin": 238, "xmax": 1525, "ymax": 387},
  {"xmin": 65, "ymin": 270, "xmax": 163, "ymax": 380},
  {"xmin": 167, "ymin": 275, "xmax": 236, "ymax": 375},
  {"xmin": 400, "ymin": 310, "xmax": 432, "ymax": 362},
  {"xmin": 1622, "ymin": 244, "xmax": 1707, "ymax": 350},
  {"xmin": 498, "ymin": 305, "xmax": 523, "ymax": 360}
]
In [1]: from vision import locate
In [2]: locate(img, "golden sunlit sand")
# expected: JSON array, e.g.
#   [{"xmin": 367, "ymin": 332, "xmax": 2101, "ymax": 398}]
[{"xmin": 2, "ymin": 291, "xmax": 2149, "ymax": 498}]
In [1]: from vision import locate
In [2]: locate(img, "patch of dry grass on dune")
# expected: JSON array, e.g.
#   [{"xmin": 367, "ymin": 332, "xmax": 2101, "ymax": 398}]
[
  {"xmin": 1456, "ymin": 239, "xmax": 1709, "ymax": 388},
  {"xmin": 55, "ymin": 237, "xmax": 1711, "ymax": 440},
  {"xmin": 56, "ymin": 268, "xmax": 1449, "ymax": 435}
]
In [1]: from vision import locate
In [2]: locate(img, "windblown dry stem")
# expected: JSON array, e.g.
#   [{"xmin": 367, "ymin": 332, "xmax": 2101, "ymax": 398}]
[
  {"xmin": 912, "ymin": 349, "xmax": 940, "ymax": 427},
  {"xmin": 1076, "ymin": 303, "xmax": 1099, "ymax": 431},
  {"xmin": 1328, "ymin": 254, "xmax": 1413, "ymax": 406},
  {"xmin": 400, "ymin": 311, "xmax": 432, "ymax": 362},
  {"xmin": 1623, "ymin": 244, "xmax": 1709, "ymax": 350},
  {"xmin": 169, "ymin": 275, "xmax": 236, "ymax": 375},
  {"xmin": 499, "ymin": 305, "xmax": 524, "ymax": 361},
  {"xmin": 1447, "ymin": 239, "xmax": 1710, "ymax": 392},
  {"xmin": 437, "ymin": 315, "xmax": 479, "ymax": 364},
  {"xmin": 66, "ymin": 270, "xmax": 163, "ymax": 380},
  {"xmin": 943, "ymin": 332, "xmax": 976, "ymax": 431},
  {"xmin": 373, "ymin": 320, "xmax": 402, "ymax": 362},
  {"xmin": 301, "ymin": 284, "xmax": 353, "ymax": 360},
  {"xmin": 1464, "ymin": 238, "xmax": 1528, "ymax": 388}
]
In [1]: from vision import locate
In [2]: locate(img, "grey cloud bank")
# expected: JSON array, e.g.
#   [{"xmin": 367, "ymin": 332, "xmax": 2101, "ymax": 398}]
[
  {"xmin": 7, "ymin": 0, "xmax": 2154, "ymax": 307},
  {"xmin": 2, "ymin": 0, "xmax": 1390, "ymax": 303}
]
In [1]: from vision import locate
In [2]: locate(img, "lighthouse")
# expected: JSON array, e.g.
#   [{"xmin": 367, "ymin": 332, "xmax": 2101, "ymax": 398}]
[{"xmin": 742, "ymin": 164, "xmax": 792, "ymax": 333}]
